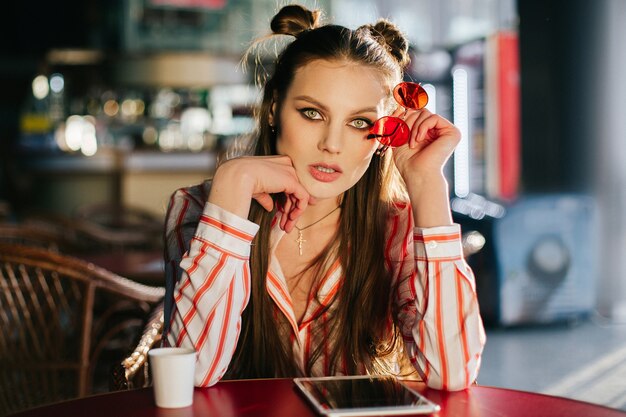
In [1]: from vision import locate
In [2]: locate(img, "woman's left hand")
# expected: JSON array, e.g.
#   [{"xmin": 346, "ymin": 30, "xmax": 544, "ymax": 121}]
[{"xmin": 389, "ymin": 107, "xmax": 461, "ymax": 180}]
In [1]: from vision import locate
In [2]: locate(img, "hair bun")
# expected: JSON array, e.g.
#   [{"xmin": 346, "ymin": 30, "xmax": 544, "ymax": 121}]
[
  {"xmin": 367, "ymin": 19, "xmax": 410, "ymax": 68},
  {"xmin": 270, "ymin": 4, "xmax": 322, "ymax": 37}
]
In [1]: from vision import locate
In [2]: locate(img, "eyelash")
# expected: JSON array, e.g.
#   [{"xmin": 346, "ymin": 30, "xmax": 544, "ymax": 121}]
[
  {"xmin": 299, "ymin": 108, "xmax": 322, "ymax": 120},
  {"xmin": 298, "ymin": 108, "xmax": 372, "ymax": 130},
  {"xmin": 349, "ymin": 118, "xmax": 373, "ymax": 130}
]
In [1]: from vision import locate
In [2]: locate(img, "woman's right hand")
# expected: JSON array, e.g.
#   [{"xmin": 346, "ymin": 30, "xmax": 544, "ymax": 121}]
[{"xmin": 207, "ymin": 155, "xmax": 310, "ymax": 232}]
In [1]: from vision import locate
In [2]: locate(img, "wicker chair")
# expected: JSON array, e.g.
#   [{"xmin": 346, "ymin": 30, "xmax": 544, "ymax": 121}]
[
  {"xmin": 0, "ymin": 222, "xmax": 71, "ymax": 251},
  {"xmin": 0, "ymin": 243, "xmax": 165, "ymax": 416}
]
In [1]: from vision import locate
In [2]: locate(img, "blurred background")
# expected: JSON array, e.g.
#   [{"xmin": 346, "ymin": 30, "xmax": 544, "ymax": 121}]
[{"xmin": 1, "ymin": 0, "xmax": 626, "ymax": 411}]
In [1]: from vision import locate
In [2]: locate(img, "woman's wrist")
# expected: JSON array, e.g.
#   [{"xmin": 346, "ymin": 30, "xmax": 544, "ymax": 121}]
[
  {"xmin": 402, "ymin": 168, "xmax": 446, "ymax": 196},
  {"xmin": 208, "ymin": 162, "xmax": 255, "ymax": 219},
  {"xmin": 405, "ymin": 170, "xmax": 453, "ymax": 228}
]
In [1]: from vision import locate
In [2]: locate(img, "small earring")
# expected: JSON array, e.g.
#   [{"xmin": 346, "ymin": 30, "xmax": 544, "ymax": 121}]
[
  {"xmin": 375, "ymin": 145, "xmax": 388, "ymax": 156},
  {"xmin": 269, "ymin": 124, "xmax": 276, "ymax": 134}
]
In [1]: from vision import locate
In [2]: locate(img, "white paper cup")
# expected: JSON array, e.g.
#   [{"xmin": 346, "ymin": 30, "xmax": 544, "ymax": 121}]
[{"xmin": 149, "ymin": 347, "xmax": 196, "ymax": 408}]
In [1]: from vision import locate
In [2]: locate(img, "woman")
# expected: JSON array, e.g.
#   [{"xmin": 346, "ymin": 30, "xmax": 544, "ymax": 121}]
[{"xmin": 164, "ymin": 4, "xmax": 485, "ymax": 391}]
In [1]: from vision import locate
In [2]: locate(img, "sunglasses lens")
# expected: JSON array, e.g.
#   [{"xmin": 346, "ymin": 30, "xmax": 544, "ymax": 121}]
[
  {"xmin": 393, "ymin": 82, "xmax": 428, "ymax": 110},
  {"xmin": 369, "ymin": 116, "xmax": 410, "ymax": 147}
]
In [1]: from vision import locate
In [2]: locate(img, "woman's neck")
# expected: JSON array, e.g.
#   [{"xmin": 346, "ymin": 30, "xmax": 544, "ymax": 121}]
[{"xmin": 294, "ymin": 197, "xmax": 341, "ymax": 230}]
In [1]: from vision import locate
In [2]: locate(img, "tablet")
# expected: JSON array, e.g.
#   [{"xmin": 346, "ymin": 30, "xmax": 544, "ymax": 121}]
[{"xmin": 293, "ymin": 375, "xmax": 440, "ymax": 416}]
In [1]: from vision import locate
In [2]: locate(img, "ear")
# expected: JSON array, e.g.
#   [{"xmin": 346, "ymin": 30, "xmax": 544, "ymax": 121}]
[{"xmin": 268, "ymin": 98, "xmax": 277, "ymax": 127}]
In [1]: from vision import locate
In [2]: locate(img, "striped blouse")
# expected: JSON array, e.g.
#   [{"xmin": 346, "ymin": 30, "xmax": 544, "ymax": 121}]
[{"xmin": 164, "ymin": 180, "xmax": 486, "ymax": 391}]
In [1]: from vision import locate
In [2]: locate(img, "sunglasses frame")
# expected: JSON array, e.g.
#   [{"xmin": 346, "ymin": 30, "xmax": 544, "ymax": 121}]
[{"xmin": 368, "ymin": 82, "xmax": 429, "ymax": 154}]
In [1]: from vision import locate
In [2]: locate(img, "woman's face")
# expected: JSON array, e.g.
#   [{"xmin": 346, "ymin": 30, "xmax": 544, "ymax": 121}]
[{"xmin": 275, "ymin": 59, "xmax": 390, "ymax": 201}]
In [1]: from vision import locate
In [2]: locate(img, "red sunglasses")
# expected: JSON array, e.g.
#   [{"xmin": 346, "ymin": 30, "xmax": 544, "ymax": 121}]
[{"xmin": 367, "ymin": 82, "xmax": 429, "ymax": 152}]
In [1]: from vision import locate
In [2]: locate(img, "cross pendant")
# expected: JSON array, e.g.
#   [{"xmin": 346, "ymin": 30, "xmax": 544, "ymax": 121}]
[{"xmin": 296, "ymin": 230, "xmax": 306, "ymax": 256}]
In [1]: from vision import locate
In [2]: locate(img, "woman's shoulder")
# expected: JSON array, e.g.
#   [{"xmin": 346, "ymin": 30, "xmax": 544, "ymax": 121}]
[
  {"xmin": 170, "ymin": 179, "xmax": 212, "ymax": 207},
  {"xmin": 165, "ymin": 180, "xmax": 212, "ymax": 227}
]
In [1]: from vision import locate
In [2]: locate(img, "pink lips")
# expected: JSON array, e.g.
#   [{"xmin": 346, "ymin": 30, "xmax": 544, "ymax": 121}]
[{"xmin": 308, "ymin": 163, "xmax": 342, "ymax": 182}]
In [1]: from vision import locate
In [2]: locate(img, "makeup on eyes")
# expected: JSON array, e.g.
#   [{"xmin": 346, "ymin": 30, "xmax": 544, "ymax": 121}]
[
  {"xmin": 294, "ymin": 95, "xmax": 378, "ymax": 117},
  {"xmin": 296, "ymin": 106, "xmax": 375, "ymax": 131}
]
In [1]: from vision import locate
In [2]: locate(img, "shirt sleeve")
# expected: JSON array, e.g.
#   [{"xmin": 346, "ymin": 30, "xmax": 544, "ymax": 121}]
[
  {"xmin": 390, "ymin": 204, "xmax": 486, "ymax": 391},
  {"xmin": 166, "ymin": 200, "xmax": 259, "ymax": 387},
  {"xmin": 163, "ymin": 184, "xmax": 208, "ymax": 337}
]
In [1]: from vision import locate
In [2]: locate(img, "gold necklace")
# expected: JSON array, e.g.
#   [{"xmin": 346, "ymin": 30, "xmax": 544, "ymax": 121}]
[{"xmin": 294, "ymin": 206, "xmax": 340, "ymax": 256}]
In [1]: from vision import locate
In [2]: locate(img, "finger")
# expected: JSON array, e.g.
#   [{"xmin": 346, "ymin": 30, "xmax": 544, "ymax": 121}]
[
  {"xmin": 287, "ymin": 196, "xmax": 309, "ymax": 231},
  {"xmin": 271, "ymin": 155, "xmax": 296, "ymax": 166},
  {"xmin": 283, "ymin": 196, "xmax": 297, "ymax": 232},
  {"xmin": 254, "ymin": 193, "xmax": 275, "ymax": 212},
  {"xmin": 390, "ymin": 106, "xmax": 406, "ymax": 118},
  {"xmin": 283, "ymin": 179, "xmax": 310, "ymax": 213},
  {"xmin": 408, "ymin": 110, "xmax": 432, "ymax": 147},
  {"xmin": 285, "ymin": 194, "xmax": 307, "ymax": 233},
  {"xmin": 288, "ymin": 195, "xmax": 301, "ymax": 220},
  {"xmin": 280, "ymin": 196, "xmax": 293, "ymax": 230},
  {"xmin": 415, "ymin": 113, "xmax": 447, "ymax": 143}
]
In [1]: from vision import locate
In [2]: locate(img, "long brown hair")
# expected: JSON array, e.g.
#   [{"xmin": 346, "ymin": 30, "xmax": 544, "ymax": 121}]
[{"xmin": 226, "ymin": 4, "xmax": 412, "ymax": 379}]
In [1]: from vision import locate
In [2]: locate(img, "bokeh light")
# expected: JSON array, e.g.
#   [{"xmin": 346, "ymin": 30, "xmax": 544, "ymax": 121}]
[
  {"xmin": 32, "ymin": 75, "xmax": 49, "ymax": 100},
  {"xmin": 49, "ymin": 73, "xmax": 65, "ymax": 93},
  {"xmin": 103, "ymin": 99, "xmax": 119, "ymax": 117},
  {"xmin": 63, "ymin": 115, "xmax": 98, "ymax": 155}
]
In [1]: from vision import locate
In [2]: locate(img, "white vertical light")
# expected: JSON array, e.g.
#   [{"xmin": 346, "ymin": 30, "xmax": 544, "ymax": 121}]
[
  {"xmin": 452, "ymin": 67, "xmax": 470, "ymax": 198},
  {"xmin": 423, "ymin": 83, "xmax": 437, "ymax": 114}
]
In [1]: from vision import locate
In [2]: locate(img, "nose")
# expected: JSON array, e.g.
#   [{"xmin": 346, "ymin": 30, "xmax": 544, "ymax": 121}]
[{"xmin": 318, "ymin": 122, "xmax": 344, "ymax": 154}]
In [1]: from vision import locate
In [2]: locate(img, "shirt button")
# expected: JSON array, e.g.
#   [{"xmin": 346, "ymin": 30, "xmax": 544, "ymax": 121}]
[{"xmin": 427, "ymin": 241, "xmax": 438, "ymax": 249}]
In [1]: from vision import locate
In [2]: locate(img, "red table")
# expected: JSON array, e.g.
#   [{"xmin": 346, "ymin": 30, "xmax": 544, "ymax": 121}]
[{"xmin": 9, "ymin": 378, "xmax": 626, "ymax": 417}]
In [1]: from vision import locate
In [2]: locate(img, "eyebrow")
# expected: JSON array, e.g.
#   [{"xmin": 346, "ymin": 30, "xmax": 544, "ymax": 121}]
[{"xmin": 293, "ymin": 95, "xmax": 379, "ymax": 115}]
